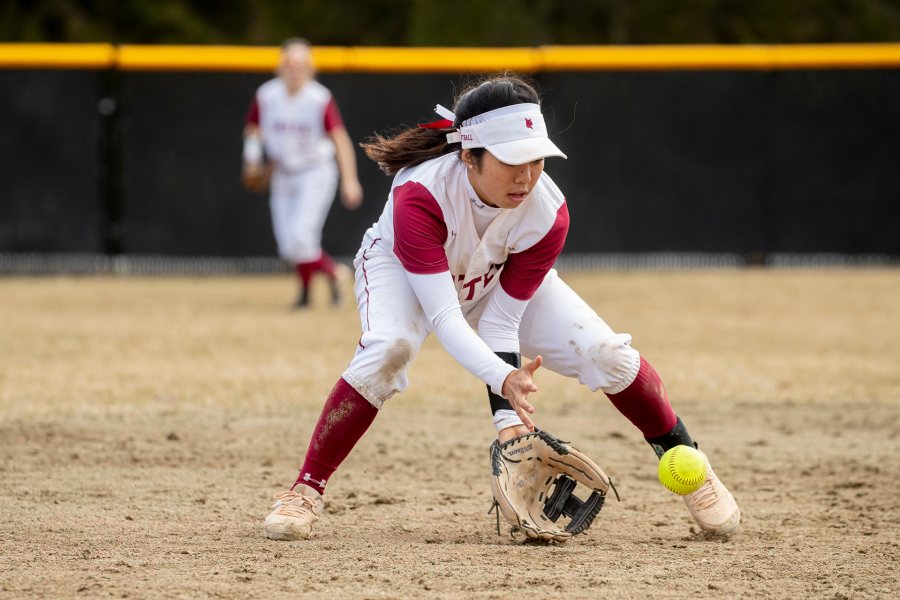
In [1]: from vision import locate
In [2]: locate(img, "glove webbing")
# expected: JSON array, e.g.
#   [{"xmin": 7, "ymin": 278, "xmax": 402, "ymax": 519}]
[{"xmin": 544, "ymin": 475, "xmax": 605, "ymax": 535}]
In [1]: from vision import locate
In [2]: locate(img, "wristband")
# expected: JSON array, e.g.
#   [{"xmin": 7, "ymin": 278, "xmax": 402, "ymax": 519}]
[
  {"xmin": 487, "ymin": 352, "xmax": 520, "ymax": 414},
  {"xmin": 243, "ymin": 135, "xmax": 263, "ymax": 164}
]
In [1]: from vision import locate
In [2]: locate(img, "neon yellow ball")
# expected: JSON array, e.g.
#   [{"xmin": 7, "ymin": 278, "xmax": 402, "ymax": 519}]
[{"xmin": 658, "ymin": 445, "xmax": 707, "ymax": 495}]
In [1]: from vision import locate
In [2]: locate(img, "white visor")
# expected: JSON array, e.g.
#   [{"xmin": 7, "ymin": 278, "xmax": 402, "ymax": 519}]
[{"xmin": 445, "ymin": 103, "xmax": 566, "ymax": 165}]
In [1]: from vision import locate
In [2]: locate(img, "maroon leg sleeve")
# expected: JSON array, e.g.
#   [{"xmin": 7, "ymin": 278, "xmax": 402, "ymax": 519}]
[
  {"xmin": 293, "ymin": 378, "xmax": 377, "ymax": 495},
  {"xmin": 605, "ymin": 356, "xmax": 677, "ymax": 439}
]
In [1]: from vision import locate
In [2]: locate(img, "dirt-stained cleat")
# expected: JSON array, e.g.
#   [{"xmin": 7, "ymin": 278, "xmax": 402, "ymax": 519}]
[
  {"xmin": 683, "ymin": 453, "xmax": 741, "ymax": 535},
  {"xmin": 264, "ymin": 485, "xmax": 324, "ymax": 541}
]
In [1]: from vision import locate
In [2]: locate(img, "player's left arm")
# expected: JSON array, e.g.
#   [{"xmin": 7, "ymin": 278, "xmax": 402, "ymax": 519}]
[
  {"xmin": 242, "ymin": 96, "xmax": 262, "ymax": 167},
  {"xmin": 324, "ymin": 97, "xmax": 363, "ymax": 210}
]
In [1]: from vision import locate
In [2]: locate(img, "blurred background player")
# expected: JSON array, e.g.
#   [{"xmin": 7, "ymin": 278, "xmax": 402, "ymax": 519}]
[
  {"xmin": 242, "ymin": 38, "xmax": 363, "ymax": 309},
  {"xmin": 262, "ymin": 74, "xmax": 741, "ymax": 542}
]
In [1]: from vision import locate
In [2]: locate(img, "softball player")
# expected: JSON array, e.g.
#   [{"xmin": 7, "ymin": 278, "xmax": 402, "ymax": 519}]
[
  {"xmin": 243, "ymin": 38, "xmax": 363, "ymax": 308},
  {"xmin": 264, "ymin": 75, "xmax": 741, "ymax": 541}
]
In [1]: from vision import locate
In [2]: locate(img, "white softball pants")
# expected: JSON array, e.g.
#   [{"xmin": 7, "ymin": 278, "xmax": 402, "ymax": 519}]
[
  {"xmin": 269, "ymin": 162, "xmax": 339, "ymax": 264},
  {"xmin": 341, "ymin": 248, "xmax": 641, "ymax": 409}
]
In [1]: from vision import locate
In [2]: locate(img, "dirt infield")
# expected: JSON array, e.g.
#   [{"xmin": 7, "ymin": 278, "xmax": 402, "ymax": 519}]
[{"xmin": 1, "ymin": 269, "xmax": 898, "ymax": 599}]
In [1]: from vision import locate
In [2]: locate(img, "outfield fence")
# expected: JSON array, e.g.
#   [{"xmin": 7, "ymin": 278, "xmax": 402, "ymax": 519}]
[{"xmin": 2, "ymin": 44, "xmax": 898, "ymax": 265}]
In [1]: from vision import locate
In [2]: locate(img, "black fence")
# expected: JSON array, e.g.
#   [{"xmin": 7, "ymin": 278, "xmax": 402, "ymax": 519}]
[{"xmin": 2, "ymin": 68, "xmax": 899, "ymax": 261}]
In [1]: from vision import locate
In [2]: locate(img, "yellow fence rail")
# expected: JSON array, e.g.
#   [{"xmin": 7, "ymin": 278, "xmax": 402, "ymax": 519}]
[{"xmin": 2, "ymin": 43, "xmax": 900, "ymax": 72}]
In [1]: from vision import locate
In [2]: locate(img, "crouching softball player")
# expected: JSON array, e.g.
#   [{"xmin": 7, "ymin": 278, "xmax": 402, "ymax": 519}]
[{"xmin": 263, "ymin": 74, "xmax": 741, "ymax": 541}]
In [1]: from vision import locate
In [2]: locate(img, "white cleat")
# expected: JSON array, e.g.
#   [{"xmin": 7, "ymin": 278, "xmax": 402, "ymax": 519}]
[
  {"xmin": 683, "ymin": 452, "xmax": 741, "ymax": 535},
  {"xmin": 264, "ymin": 485, "xmax": 324, "ymax": 541}
]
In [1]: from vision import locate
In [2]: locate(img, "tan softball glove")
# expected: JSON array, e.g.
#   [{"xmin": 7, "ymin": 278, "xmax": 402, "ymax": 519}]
[
  {"xmin": 242, "ymin": 162, "xmax": 271, "ymax": 194},
  {"xmin": 489, "ymin": 429, "xmax": 618, "ymax": 542}
]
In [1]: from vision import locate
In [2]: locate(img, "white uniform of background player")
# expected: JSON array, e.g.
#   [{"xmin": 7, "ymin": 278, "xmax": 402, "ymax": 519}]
[
  {"xmin": 243, "ymin": 38, "xmax": 363, "ymax": 308},
  {"xmin": 262, "ymin": 76, "xmax": 741, "ymax": 542}
]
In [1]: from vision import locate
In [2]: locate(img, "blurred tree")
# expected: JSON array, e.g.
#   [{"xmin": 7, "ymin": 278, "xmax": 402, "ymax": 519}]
[
  {"xmin": 243, "ymin": 0, "xmax": 409, "ymax": 45},
  {"xmin": 1, "ymin": 0, "xmax": 898, "ymax": 44},
  {"xmin": 406, "ymin": 0, "xmax": 553, "ymax": 46}
]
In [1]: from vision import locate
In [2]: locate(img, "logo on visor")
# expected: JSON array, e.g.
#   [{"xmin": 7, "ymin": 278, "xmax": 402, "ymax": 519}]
[
  {"xmin": 525, "ymin": 118, "xmax": 533, "ymax": 129},
  {"xmin": 461, "ymin": 133, "xmax": 474, "ymax": 141}
]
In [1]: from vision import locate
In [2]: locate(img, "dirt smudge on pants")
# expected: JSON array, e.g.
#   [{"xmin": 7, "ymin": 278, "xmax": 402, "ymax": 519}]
[{"xmin": 375, "ymin": 339, "xmax": 412, "ymax": 395}]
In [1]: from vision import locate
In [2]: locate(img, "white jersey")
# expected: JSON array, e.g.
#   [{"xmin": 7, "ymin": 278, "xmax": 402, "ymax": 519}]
[
  {"xmin": 345, "ymin": 151, "xmax": 641, "ymax": 411},
  {"xmin": 343, "ymin": 152, "xmax": 596, "ymax": 407},
  {"xmin": 247, "ymin": 78, "xmax": 341, "ymax": 172},
  {"xmin": 360, "ymin": 152, "xmax": 569, "ymax": 306}
]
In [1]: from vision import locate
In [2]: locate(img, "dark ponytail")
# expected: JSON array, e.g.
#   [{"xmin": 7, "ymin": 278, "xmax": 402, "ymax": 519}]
[{"xmin": 361, "ymin": 74, "xmax": 542, "ymax": 175}]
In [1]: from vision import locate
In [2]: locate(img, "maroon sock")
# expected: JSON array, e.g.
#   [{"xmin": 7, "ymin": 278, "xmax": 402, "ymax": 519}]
[
  {"xmin": 295, "ymin": 261, "xmax": 316, "ymax": 287},
  {"xmin": 293, "ymin": 378, "xmax": 377, "ymax": 495},
  {"xmin": 605, "ymin": 356, "xmax": 677, "ymax": 439}
]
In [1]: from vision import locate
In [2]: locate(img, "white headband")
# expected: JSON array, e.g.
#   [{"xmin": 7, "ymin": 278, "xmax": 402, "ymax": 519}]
[{"xmin": 437, "ymin": 103, "xmax": 567, "ymax": 165}]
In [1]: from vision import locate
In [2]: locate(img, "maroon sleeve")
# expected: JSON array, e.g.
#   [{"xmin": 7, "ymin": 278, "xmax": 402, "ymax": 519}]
[
  {"xmin": 392, "ymin": 182, "xmax": 450, "ymax": 274},
  {"xmin": 245, "ymin": 96, "xmax": 260, "ymax": 126},
  {"xmin": 499, "ymin": 202, "xmax": 569, "ymax": 300},
  {"xmin": 323, "ymin": 96, "xmax": 344, "ymax": 132}
]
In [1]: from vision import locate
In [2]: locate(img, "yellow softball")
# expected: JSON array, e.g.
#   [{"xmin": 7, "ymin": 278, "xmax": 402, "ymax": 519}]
[{"xmin": 658, "ymin": 445, "xmax": 707, "ymax": 495}]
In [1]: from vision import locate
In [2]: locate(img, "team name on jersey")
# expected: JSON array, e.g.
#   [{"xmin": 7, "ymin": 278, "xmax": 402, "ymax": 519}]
[
  {"xmin": 454, "ymin": 262, "xmax": 504, "ymax": 301},
  {"xmin": 273, "ymin": 121, "xmax": 313, "ymax": 133}
]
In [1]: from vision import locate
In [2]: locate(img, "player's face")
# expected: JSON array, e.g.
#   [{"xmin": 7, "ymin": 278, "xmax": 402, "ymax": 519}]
[
  {"xmin": 279, "ymin": 47, "xmax": 313, "ymax": 90},
  {"xmin": 464, "ymin": 150, "xmax": 544, "ymax": 210}
]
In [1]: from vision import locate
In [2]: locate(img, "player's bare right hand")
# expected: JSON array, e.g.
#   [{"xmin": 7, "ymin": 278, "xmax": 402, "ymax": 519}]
[{"xmin": 500, "ymin": 355, "xmax": 543, "ymax": 432}]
